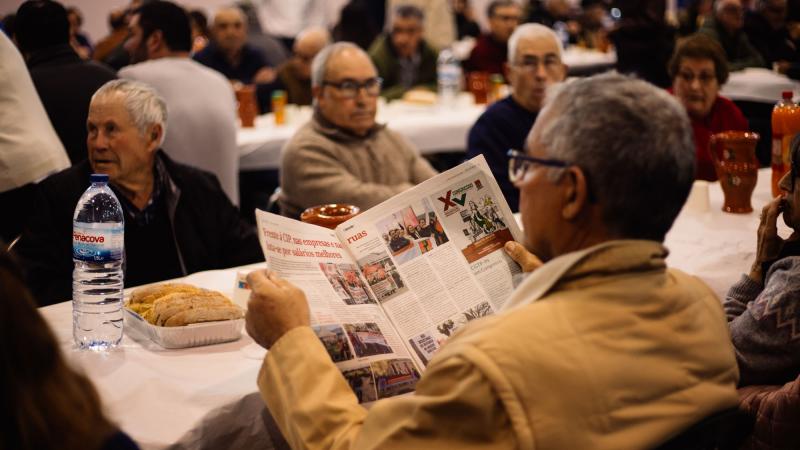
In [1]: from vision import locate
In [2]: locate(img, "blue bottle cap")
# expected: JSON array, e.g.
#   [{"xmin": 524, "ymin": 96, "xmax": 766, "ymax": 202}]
[{"xmin": 90, "ymin": 173, "xmax": 109, "ymax": 183}]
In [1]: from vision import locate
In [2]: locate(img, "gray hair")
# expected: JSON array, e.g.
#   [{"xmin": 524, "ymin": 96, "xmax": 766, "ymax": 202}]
[
  {"xmin": 538, "ymin": 73, "xmax": 695, "ymax": 241},
  {"xmin": 394, "ymin": 4, "xmax": 425, "ymax": 22},
  {"xmin": 91, "ymin": 79, "xmax": 168, "ymax": 146},
  {"xmin": 508, "ymin": 23, "xmax": 563, "ymax": 62},
  {"xmin": 311, "ymin": 42, "xmax": 375, "ymax": 88}
]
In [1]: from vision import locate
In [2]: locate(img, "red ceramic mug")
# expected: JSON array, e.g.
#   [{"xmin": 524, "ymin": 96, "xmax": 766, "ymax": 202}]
[{"xmin": 300, "ymin": 204, "xmax": 360, "ymax": 229}]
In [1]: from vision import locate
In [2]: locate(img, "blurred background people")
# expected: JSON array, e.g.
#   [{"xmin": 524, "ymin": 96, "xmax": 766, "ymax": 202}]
[
  {"xmin": 0, "ymin": 244, "xmax": 140, "ymax": 450},
  {"xmin": 385, "ymin": 0, "xmax": 456, "ymax": 51},
  {"xmin": 66, "ymin": 5, "xmax": 91, "ymax": 58},
  {"xmin": 610, "ymin": 0, "xmax": 676, "ymax": 87},
  {"xmin": 744, "ymin": 0, "xmax": 800, "ymax": 78},
  {"xmin": 194, "ymin": 6, "xmax": 276, "ymax": 85},
  {"xmin": 332, "ymin": 0, "xmax": 381, "ymax": 50},
  {"xmin": 14, "ymin": 0, "xmax": 116, "ymax": 165},
  {"xmin": 668, "ymin": 34, "xmax": 748, "ymax": 181},
  {"xmin": 466, "ymin": 0, "xmax": 523, "ymax": 79},
  {"xmin": 188, "ymin": 8, "xmax": 210, "ymax": 54},
  {"xmin": 236, "ymin": 1, "xmax": 290, "ymax": 67},
  {"xmin": 453, "ymin": 0, "xmax": 481, "ymax": 39},
  {"xmin": 698, "ymin": 0, "xmax": 765, "ymax": 70},
  {"xmin": 274, "ymin": 26, "xmax": 330, "ymax": 105},
  {"xmin": 369, "ymin": 4, "xmax": 438, "ymax": 100},
  {"xmin": 119, "ymin": 0, "xmax": 240, "ymax": 205},
  {"xmin": 92, "ymin": 8, "xmax": 128, "ymax": 63},
  {"xmin": 194, "ymin": 6, "xmax": 276, "ymax": 111}
]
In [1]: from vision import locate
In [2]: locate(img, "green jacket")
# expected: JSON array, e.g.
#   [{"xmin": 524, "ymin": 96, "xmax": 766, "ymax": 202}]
[
  {"xmin": 698, "ymin": 17, "xmax": 764, "ymax": 72},
  {"xmin": 368, "ymin": 34, "xmax": 438, "ymax": 101}
]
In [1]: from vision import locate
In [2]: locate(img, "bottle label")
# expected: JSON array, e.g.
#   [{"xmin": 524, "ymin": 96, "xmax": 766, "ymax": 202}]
[{"xmin": 73, "ymin": 222, "xmax": 123, "ymax": 262}]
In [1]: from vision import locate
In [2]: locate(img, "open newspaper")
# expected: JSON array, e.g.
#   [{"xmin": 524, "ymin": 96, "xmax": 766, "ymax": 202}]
[{"xmin": 255, "ymin": 155, "xmax": 523, "ymax": 404}]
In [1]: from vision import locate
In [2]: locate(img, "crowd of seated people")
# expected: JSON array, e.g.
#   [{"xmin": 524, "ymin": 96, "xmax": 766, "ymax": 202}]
[{"xmin": 1, "ymin": 1, "xmax": 799, "ymax": 448}]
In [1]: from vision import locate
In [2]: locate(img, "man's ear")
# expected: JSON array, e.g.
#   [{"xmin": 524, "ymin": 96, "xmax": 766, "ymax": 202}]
[
  {"xmin": 503, "ymin": 62, "xmax": 510, "ymax": 81},
  {"xmin": 146, "ymin": 123, "xmax": 163, "ymax": 152},
  {"xmin": 561, "ymin": 166, "xmax": 590, "ymax": 220},
  {"xmin": 147, "ymin": 30, "xmax": 164, "ymax": 55}
]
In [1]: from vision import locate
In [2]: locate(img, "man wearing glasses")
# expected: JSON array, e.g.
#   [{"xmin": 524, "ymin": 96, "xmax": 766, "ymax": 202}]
[
  {"xmin": 467, "ymin": 23, "xmax": 566, "ymax": 212},
  {"xmin": 278, "ymin": 42, "xmax": 437, "ymax": 218},
  {"xmin": 248, "ymin": 73, "xmax": 739, "ymax": 448}
]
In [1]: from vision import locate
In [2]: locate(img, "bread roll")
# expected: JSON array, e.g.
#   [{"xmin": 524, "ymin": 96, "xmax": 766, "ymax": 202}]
[
  {"xmin": 126, "ymin": 283, "xmax": 242, "ymax": 326},
  {"xmin": 129, "ymin": 283, "xmax": 202, "ymax": 305}
]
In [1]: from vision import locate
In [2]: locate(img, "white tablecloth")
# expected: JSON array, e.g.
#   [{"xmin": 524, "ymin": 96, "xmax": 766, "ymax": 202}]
[
  {"xmin": 238, "ymin": 99, "xmax": 486, "ymax": 171},
  {"xmin": 40, "ymin": 168, "xmax": 783, "ymax": 449},
  {"xmin": 561, "ymin": 46, "xmax": 616, "ymax": 73},
  {"xmin": 720, "ymin": 68, "xmax": 800, "ymax": 104}
]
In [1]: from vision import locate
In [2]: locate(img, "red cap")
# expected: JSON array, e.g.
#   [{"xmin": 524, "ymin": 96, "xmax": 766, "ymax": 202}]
[{"xmin": 782, "ymin": 91, "xmax": 793, "ymax": 99}]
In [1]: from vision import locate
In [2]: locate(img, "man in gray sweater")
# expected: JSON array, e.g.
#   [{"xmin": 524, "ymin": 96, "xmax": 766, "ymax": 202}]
[{"xmin": 278, "ymin": 42, "xmax": 437, "ymax": 218}]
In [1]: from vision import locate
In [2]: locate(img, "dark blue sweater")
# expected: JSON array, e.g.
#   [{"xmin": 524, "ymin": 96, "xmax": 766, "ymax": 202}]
[{"xmin": 466, "ymin": 96, "xmax": 538, "ymax": 212}]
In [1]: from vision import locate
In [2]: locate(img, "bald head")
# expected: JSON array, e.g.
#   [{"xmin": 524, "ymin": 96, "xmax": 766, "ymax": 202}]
[
  {"xmin": 291, "ymin": 27, "xmax": 330, "ymax": 80},
  {"xmin": 212, "ymin": 6, "xmax": 247, "ymax": 55}
]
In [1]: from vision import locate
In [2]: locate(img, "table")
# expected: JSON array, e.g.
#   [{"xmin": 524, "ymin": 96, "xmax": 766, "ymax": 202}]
[
  {"xmin": 40, "ymin": 169, "xmax": 784, "ymax": 449},
  {"xmin": 720, "ymin": 68, "xmax": 800, "ymax": 104},
  {"xmin": 238, "ymin": 98, "xmax": 486, "ymax": 171},
  {"xmin": 40, "ymin": 263, "xmax": 278, "ymax": 450},
  {"xmin": 561, "ymin": 46, "xmax": 616, "ymax": 76}
]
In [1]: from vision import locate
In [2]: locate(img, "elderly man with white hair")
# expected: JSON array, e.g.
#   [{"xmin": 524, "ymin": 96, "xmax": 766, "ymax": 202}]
[
  {"xmin": 278, "ymin": 42, "xmax": 437, "ymax": 218},
  {"xmin": 466, "ymin": 23, "xmax": 566, "ymax": 212},
  {"xmin": 247, "ymin": 73, "xmax": 740, "ymax": 449},
  {"xmin": 15, "ymin": 80, "xmax": 261, "ymax": 306},
  {"xmin": 698, "ymin": 0, "xmax": 764, "ymax": 70}
]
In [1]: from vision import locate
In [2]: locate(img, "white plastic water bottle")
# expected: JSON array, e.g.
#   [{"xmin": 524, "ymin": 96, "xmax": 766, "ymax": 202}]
[
  {"xmin": 437, "ymin": 47, "xmax": 462, "ymax": 108},
  {"xmin": 73, "ymin": 174, "xmax": 125, "ymax": 350},
  {"xmin": 554, "ymin": 21, "xmax": 570, "ymax": 49}
]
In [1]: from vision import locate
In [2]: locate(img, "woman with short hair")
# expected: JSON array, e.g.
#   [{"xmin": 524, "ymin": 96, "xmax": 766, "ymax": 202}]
[{"xmin": 668, "ymin": 34, "xmax": 749, "ymax": 181}]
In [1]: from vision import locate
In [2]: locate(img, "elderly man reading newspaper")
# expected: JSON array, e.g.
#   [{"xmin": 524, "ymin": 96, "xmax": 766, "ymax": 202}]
[{"xmin": 245, "ymin": 73, "xmax": 740, "ymax": 449}]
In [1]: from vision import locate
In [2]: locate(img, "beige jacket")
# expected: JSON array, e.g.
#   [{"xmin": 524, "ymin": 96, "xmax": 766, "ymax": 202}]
[
  {"xmin": 258, "ymin": 240, "xmax": 740, "ymax": 449},
  {"xmin": 279, "ymin": 115, "xmax": 437, "ymax": 218}
]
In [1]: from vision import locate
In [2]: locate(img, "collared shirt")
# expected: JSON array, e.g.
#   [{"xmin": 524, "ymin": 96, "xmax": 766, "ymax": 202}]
[{"xmin": 113, "ymin": 156, "xmax": 171, "ymax": 227}]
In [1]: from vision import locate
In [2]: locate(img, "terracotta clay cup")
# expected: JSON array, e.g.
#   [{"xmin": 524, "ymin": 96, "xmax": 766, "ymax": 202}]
[
  {"xmin": 709, "ymin": 131, "xmax": 760, "ymax": 214},
  {"xmin": 300, "ymin": 204, "xmax": 360, "ymax": 229},
  {"xmin": 234, "ymin": 84, "xmax": 258, "ymax": 128},
  {"xmin": 467, "ymin": 72, "xmax": 489, "ymax": 104}
]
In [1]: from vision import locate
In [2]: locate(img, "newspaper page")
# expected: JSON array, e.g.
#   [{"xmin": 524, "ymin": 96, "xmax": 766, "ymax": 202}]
[
  {"xmin": 335, "ymin": 155, "xmax": 524, "ymax": 370},
  {"xmin": 256, "ymin": 212, "xmax": 422, "ymax": 404}
]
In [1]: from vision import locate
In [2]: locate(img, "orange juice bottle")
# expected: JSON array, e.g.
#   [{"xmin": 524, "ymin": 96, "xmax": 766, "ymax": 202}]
[
  {"xmin": 771, "ymin": 91, "xmax": 794, "ymax": 196},
  {"xmin": 272, "ymin": 90, "xmax": 286, "ymax": 125}
]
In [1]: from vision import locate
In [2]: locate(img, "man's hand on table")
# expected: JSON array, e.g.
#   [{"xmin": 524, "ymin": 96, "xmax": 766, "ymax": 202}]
[
  {"xmin": 749, "ymin": 197, "xmax": 785, "ymax": 285},
  {"xmin": 245, "ymin": 270, "xmax": 310, "ymax": 349},
  {"xmin": 504, "ymin": 241, "xmax": 543, "ymax": 272}
]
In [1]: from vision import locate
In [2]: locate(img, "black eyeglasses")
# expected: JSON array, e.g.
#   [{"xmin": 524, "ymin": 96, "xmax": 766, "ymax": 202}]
[
  {"xmin": 322, "ymin": 77, "xmax": 383, "ymax": 99},
  {"xmin": 507, "ymin": 149, "xmax": 568, "ymax": 183}
]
